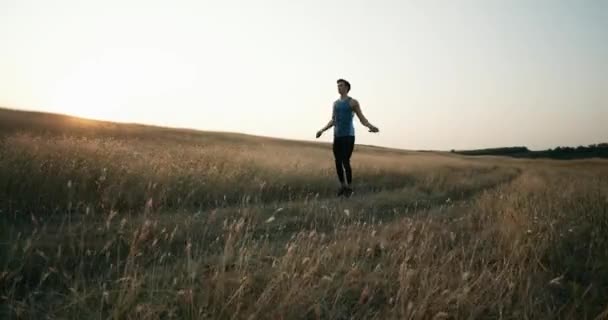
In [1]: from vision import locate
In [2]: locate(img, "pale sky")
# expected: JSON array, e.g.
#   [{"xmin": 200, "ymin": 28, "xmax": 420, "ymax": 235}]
[{"xmin": 1, "ymin": 0, "xmax": 606, "ymax": 150}]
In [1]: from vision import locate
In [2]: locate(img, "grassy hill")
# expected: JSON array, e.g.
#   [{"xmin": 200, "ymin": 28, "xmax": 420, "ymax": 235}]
[{"xmin": 1, "ymin": 108, "xmax": 607, "ymax": 319}]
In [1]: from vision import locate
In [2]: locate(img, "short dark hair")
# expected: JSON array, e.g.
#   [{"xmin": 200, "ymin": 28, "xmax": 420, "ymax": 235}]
[{"xmin": 337, "ymin": 79, "xmax": 351, "ymax": 92}]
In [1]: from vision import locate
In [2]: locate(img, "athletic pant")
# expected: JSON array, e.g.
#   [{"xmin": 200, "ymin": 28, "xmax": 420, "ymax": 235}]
[{"xmin": 333, "ymin": 135, "xmax": 355, "ymax": 185}]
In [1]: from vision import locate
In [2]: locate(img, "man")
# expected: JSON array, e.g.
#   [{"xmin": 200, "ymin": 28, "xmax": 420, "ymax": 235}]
[{"xmin": 316, "ymin": 79, "xmax": 379, "ymax": 197}]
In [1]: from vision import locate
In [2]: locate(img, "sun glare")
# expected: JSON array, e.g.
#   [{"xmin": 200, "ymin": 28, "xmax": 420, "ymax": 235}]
[
  {"xmin": 49, "ymin": 85, "xmax": 129, "ymax": 123},
  {"xmin": 47, "ymin": 48, "xmax": 188, "ymax": 123},
  {"xmin": 48, "ymin": 55, "xmax": 128, "ymax": 122}
]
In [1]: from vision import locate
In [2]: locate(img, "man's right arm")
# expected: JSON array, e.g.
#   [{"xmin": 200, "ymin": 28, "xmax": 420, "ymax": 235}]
[
  {"xmin": 316, "ymin": 104, "xmax": 336, "ymax": 138},
  {"xmin": 320, "ymin": 118, "xmax": 334, "ymax": 132}
]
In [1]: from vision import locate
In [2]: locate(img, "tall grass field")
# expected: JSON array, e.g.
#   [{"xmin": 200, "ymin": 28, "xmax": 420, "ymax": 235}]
[{"xmin": 1, "ymin": 108, "xmax": 607, "ymax": 319}]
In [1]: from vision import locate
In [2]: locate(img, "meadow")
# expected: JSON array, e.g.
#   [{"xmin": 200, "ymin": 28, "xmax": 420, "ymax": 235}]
[{"xmin": 1, "ymin": 108, "xmax": 607, "ymax": 319}]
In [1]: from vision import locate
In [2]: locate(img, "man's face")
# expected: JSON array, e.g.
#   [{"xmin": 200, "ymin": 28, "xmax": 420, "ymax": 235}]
[{"xmin": 337, "ymin": 82, "xmax": 348, "ymax": 95}]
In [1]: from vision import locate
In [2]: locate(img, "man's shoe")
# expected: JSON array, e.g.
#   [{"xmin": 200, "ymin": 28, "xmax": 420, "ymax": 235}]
[{"xmin": 343, "ymin": 187, "xmax": 353, "ymax": 198}]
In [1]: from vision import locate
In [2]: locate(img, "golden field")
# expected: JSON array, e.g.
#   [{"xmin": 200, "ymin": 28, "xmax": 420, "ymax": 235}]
[{"xmin": 1, "ymin": 109, "xmax": 607, "ymax": 319}]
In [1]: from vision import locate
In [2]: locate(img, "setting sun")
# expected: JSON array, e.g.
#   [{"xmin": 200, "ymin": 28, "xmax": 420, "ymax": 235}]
[
  {"xmin": 48, "ymin": 56, "xmax": 129, "ymax": 122},
  {"xmin": 47, "ymin": 47, "xmax": 196, "ymax": 123}
]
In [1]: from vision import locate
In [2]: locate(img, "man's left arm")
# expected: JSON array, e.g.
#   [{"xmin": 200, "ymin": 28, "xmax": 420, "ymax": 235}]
[{"xmin": 351, "ymin": 99, "xmax": 379, "ymax": 133}]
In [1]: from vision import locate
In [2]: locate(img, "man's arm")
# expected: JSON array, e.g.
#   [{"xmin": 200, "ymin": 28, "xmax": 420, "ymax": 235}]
[
  {"xmin": 351, "ymin": 99, "xmax": 379, "ymax": 132},
  {"xmin": 320, "ymin": 118, "xmax": 334, "ymax": 132},
  {"xmin": 316, "ymin": 104, "xmax": 336, "ymax": 138}
]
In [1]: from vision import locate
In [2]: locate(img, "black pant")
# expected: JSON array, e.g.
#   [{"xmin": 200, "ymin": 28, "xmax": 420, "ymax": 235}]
[{"xmin": 333, "ymin": 135, "xmax": 355, "ymax": 185}]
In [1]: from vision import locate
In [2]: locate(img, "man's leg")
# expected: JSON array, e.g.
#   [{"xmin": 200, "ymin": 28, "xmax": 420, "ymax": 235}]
[
  {"xmin": 344, "ymin": 136, "xmax": 355, "ymax": 185},
  {"xmin": 343, "ymin": 136, "xmax": 355, "ymax": 196},
  {"xmin": 332, "ymin": 138, "xmax": 346, "ymax": 186}
]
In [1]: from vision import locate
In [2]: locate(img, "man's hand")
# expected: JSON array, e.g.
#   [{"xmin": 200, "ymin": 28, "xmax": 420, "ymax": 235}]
[
  {"xmin": 368, "ymin": 126, "xmax": 379, "ymax": 133},
  {"xmin": 316, "ymin": 130, "xmax": 323, "ymax": 138}
]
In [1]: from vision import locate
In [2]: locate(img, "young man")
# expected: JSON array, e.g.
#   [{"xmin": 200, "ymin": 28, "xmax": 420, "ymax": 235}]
[{"xmin": 316, "ymin": 79, "xmax": 379, "ymax": 197}]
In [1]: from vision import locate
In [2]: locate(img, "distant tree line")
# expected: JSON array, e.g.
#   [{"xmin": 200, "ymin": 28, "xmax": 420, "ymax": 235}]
[{"xmin": 452, "ymin": 143, "xmax": 608, "ymax": 159}]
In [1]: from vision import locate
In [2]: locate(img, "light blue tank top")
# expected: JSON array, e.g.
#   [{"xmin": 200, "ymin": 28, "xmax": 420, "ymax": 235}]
[{"xmin": 333, "ymin": 97, "xmax": 355, "ymax": 137}]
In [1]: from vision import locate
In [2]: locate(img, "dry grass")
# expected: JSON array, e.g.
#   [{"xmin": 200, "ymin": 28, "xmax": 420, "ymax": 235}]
[{"xmin": 1, "ymin": 109, "xmax": 607, "ymax": 319}]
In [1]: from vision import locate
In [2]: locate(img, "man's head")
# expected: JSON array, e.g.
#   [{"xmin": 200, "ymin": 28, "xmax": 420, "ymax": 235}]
[{"xmin": 337, "ymin": 79, "xmax": 351, "ymax": 95}]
